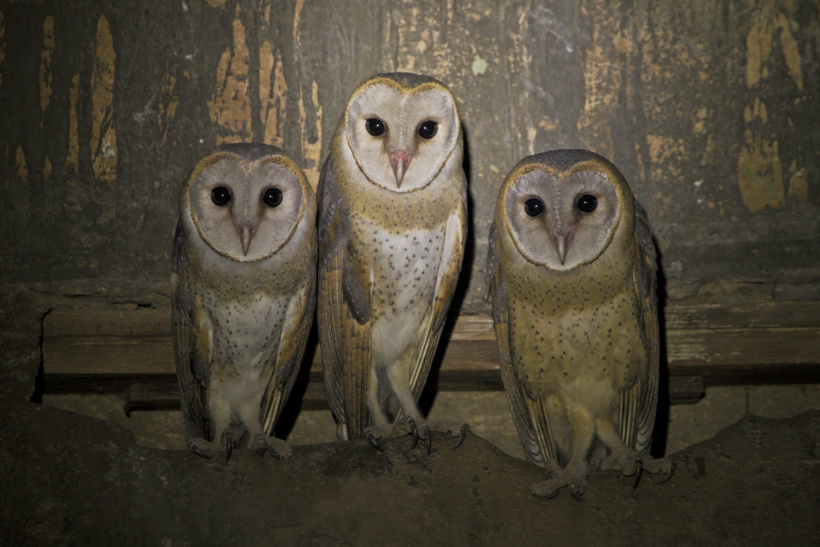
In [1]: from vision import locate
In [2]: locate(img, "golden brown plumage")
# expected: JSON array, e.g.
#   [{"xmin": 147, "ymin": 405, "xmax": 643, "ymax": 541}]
[
  {"xmin": 487, "ymin": 149, "xmax": 672, "ymax": 498},
  {"xmin": 317, "ymin": 73, "xmax": 467, "ymax": 450}
]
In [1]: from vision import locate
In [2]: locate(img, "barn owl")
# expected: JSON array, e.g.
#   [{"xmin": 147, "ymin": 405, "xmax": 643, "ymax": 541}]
[
  {"xmin": 317, "ymin": 72, "xmax": 467, "ymax": 453},
  {"xmin": 487, "ymin": 149, "xmax": 673, "ymax": 498},
  {"xmin": 171, "ymin": 143, "xmax": 316, "ymax": 461}
]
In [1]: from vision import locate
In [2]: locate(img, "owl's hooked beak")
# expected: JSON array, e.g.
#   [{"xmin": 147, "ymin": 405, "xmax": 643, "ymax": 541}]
[
  {"xmin": 551, "ymin": 231, "xmax": 575, "ymax": 265},
  {"xmin": 389, "ymin": 150, "xmax": 413, "ymax": 188},
  {"xmin": 237, "ymin": 224, "xmax": 257, "ymax": 256}
]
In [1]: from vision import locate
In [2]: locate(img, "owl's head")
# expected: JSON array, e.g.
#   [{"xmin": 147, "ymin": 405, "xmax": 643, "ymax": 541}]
[
  {"xmin": 344, "ymin": 72, "xmax": 461, "ymax": 192},
  {"xmin": 181, "ymin": 143, "xmax": 313, "ymax": 262},
  {"xmin": 498, "ymin": 150, "xmax": 635, "ymax": 271}
]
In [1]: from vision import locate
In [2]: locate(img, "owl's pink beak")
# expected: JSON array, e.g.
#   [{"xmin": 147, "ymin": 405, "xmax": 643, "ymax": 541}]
[
  {"xmin": 552, "ymin": 235, "xmax": 568, "ymax": 265},
  {"xmin": 238, "ymin": 224, "xmax": 257, "ymax": 256},
  {"xmin": 389, "ymin": 150, "xmax": 413, "ymax": 188}
]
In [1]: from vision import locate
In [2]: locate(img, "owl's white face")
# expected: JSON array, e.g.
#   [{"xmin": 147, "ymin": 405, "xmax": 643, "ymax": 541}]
[
  {"xmin": 503, "ymin": 166, "xmax": 623, "ymax": 271},
  {"xmin": 344, "ymin": 78, "xmax": 459, "ymax": 192},
  {"xmin": 186, "ymin": 153, "xmax": 307, "ymax": 262}
]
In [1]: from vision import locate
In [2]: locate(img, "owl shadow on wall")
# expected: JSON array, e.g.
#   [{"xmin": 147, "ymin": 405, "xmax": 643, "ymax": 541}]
[
  {"xmin": 652, "ymin": 246, "xmax": 671, "ymax": 458},
  {"xmin": 418, "ymin": 123, "xmax": 475, "ymax": 416},
  {"xmin": 274, "ymin": 325, "xmax": 320, "ymax": 441}
]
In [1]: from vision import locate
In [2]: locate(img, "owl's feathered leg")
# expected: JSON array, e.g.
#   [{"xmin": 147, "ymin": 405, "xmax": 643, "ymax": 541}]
[
  {"xmin": 596, "ymin": 418, "xmax": 674, "ymax": 485},
  {"xmin": 531, "ymin": 409, "xmax": 595, "ymax": 500},
  {"xmin": 386, "ymin": 367, "xmax": 466, "ymax": 454},
  {"xmin": 237, "ymin": 397, "xmax": 293, "ymax": 459}
]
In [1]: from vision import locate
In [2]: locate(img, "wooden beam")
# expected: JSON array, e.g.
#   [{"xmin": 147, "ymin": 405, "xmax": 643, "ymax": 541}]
[{"xmin": 42, "ymin": 302, "xmax": 820, "ymax": 410}]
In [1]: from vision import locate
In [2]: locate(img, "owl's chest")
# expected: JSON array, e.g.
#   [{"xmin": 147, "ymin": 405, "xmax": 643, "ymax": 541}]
[
  {"xmin": 508, "ymin": 271, "xmax": 646, "ymax": 394},
  {"xmin": 354, "ymin": 218, "xmax": 446, "ymax": 315},
  {"xmin": 199, "ymin": 285, "xmax": 290, "ymax": 375}
]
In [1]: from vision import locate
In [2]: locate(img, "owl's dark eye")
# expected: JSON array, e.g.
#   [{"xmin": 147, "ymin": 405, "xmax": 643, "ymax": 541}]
[
  {"xmin": 577, "ymin": 194, "xmax": 598, "ymax": 213},
  {"xmin": 524, "ymin": 197, "xmax": 544, "ymax": 217},
  {"xmin": 263, "ymin": 187, "xmax": 283, "ymax": 208},
  {"xmin": 365, "ymin": 117, "xmax": 386, "ymax": 136},
  {"xmin": 418, "ymin": 120, "xmax": 438, "ymax": 139},
  {"xmin": 211, "ymin": 186, "xmax": 231, "ymax": 206}
]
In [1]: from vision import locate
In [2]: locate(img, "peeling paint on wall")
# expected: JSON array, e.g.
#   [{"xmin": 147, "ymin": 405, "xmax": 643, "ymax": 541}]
[
  {"xmin": 90, "ymin": 15, "xmax": 117, "ymax": 182},
  {"xmin": 787, "ymin": 157, "xmax": 808, "ymax": 200},
  {"xmin": 207, "ymin": 6, "xmax": 251, "ymax": 145},
  {"xmin": 299, "ymin": 80, "xmax": 322, "ymax": 190},
  {"xmin": 746, "ymin": 6, "xmax": 804, "ymax": 91},
  {"xmin": 39, "ymin": 16, "xmax": 54, "ymax": 115},
  {"xmin": 737, "ymin": 98, "xmax": 784, "ymax": 213},
  {"xmin": 260, "ymin": 40, "xmax": 287, "ymax": 148},
  {"xmin": 737, "ymin": 131, "xmax": 784, "ymax": 213},
  {"xmin": 65, "ymin": 74, "xmax": 80, "ymax": 179},
  {"xmin": 15, "ymin": 146, "xmax": 27, "ymax": 181},
  {"xmin": 43, "ymin": 157, "xmax": 52, "ymax": 179},
  {"xmin": 157, "ymin": 65, "xmax": 179, "ymax": 144},
  {"xmin": 577, "ymin": 15, "xmax": 620, "ymax": 159}
]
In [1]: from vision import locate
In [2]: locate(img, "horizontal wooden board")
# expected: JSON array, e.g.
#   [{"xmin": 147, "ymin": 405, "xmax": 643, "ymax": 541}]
[{"xmin": 41, "ymin": 302, "xmax": 820, "ymax": 400}]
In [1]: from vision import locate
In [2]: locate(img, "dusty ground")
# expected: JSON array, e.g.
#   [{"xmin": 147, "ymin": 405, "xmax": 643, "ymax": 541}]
[{"xmin": 3, "ymin": 387, "xmax": 820, "ymax": 545}]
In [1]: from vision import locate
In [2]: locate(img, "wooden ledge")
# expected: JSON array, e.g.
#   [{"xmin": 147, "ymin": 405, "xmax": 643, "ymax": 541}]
[{"xmin": 41, "ymin": 302, "xmax": 820, "ymax": 412}]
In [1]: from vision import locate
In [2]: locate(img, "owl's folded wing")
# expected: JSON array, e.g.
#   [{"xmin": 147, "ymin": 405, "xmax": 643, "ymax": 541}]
[
  {"xmin": 408, "ymin": 181, "xmax": 467, "ymax": 401},
  {"xmin": 487, "ymin": 222, "xmax": 545, "ymax": 467},
  {"xmin": 171, "ymin": 224, "xmax": 212, "ymax": 442},
  {"xmin": 261, "ymin": 260, "xmax": 317, "ymax": 435},
  {"xmin": 626, "ymin": 198, "xmax": 660, "ymax": 454},
  {"xmin": 317, "ymin": 159, "xmax": 373, "ymax": 439}
]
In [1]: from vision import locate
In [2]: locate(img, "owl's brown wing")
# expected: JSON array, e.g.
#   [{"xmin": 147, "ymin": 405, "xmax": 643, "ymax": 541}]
[
  {"xmin": 171, "ymin": 225, "xmax": 212, "ymax": 442},
  {"xmin": 408, "ymin": 179, "xmax": 467, "ymax": 401},
  {"xmin": 620, "ymin": 199, "xmax": 660, "ymax": 454},
  {"xmin": 261, "ymin": 250, "xmax": 317, "ymax": 435},
  {"xmin": 317, "ymin": 158, "xmax": 373, "ymax": 439},
  {"xmin": 487, "ymin": 222, "xmax": 545, "ymax": 467}
]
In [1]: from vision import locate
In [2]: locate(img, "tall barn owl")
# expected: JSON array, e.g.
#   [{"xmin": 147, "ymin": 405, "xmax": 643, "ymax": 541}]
[
  {"xmin": 317, "ymin": 72, "xmax": 468, "ymax": 452},
  {"xmin": 171, "ymin": 143, "xmax": 316, "ymax": 461},
  {"xmin": 487, "ymin": 150, "xmax": 673, "ymax": 499}
]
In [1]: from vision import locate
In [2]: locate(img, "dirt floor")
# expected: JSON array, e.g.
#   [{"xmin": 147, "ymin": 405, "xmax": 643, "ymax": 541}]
[{"xmin": 2, "ymin": 385, "xmax": 820, "ymax": 545}]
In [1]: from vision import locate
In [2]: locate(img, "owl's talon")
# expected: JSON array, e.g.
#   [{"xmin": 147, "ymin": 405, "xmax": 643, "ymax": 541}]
[
  {"xmin": 254, "ymin": 434, "xmax": 268, "ymax": 456},
  {"xmin": 421, "ymin": 424, "xmax": 432, "ymax": 455},
  {"xmin": 409, "ymin": 418, "xmax": 420, "ymax": 450},
  {"xmin": 650, "ymin": 462, "xmax": 676, "ymax": 484},
  {"xmin": 187, "ymin": 441, "xmax": 212, "ymax": 460},
  {"xmin": 569, "ymin": 486, "xmax": 586, "ymax": 501},
  {"xmin": 451, "ymin": 425, "xmax": 467, "ymax": 450},
  {"xmin": 366, "ymin": 430, "xmax": 384, "ymax": 452},
  {"xmin": 632, "ymin": 459, "xmax": 644, "ymax": 488},
  {"xmin": 222, "ymin": 430, "xmax": 236, "ymax": 462}
]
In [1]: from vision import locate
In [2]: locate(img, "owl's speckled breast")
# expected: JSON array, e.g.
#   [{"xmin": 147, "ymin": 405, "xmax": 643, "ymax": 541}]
[{"xmin": 507, "ymin": 252, "xmax": 648, "ymax": 400}]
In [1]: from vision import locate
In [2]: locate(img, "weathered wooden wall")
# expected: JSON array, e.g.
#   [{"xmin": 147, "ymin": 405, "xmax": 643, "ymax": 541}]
[{"xmin": 1, "ymin": 0, "xmax": 818, "ymax": 312}]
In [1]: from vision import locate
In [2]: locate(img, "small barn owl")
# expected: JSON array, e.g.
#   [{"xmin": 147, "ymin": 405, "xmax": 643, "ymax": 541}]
[
  {"xmin": 171, "ymin": 143, "xmax": 316, "ymax": 461},
  {"xmin": 317, "ymin": 72, "xmax": 467, "ymax": 452},
  {"xmin": 487, "ymin": 150, "xmax": 673, "ymax": 499}
]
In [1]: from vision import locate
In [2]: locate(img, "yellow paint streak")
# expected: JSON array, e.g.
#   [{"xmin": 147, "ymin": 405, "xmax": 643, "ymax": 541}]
[
  {"xmin": 743, "ymin": 98, "xmax": 768, "ymax": 124},
  {"xmin": 293, "ymin": 0, "xmax": 304, "ymax": 54},
  {"xmin": 39, "ymin": 16, "xmax": 54, "ymax": 114},
  {"xmin": 298, "ymin": 80, "xmax": 322, "ymax": 191},
  {"xmin": 90, "ymin": 15, "xmax": 117, "ymax": 182},
  {"xmin": 43, "ymin": 157, "xmax": 52, "ymax": 179},
  {"xmin": 15, "ymin": 146, "xmax": 27, "ymax": 181},
  {"xmin": 260, "ymin": 40, "xmax": 287, "ymax": 148},
  {"xmin": 538, "ymin": 116, "xmax": 556, "ymax": 131},
  {"xmin": 746, "ymin": 8, "xmax": 803, "ymax": 91},
  {"xmin": 207, "ymin": 7, "xmax": 251, "ymax": 145},
  {"xmin": 65, "ymin": 73, "xmax": 80, "ymax": 176},
  {"xmin": 737, "ymin": 130, "xmax": 784, "ymax": 213},
  {"xmin": 157, "ymin": 67, "xmax": 179, "ymax": 143},
  {"xmin": 578, "ymin": 14, "xmax": 620, "ymax": 160},
  {"xmin": 787, "ymin": 158, "xmax": 808, "ymax": 200}
]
